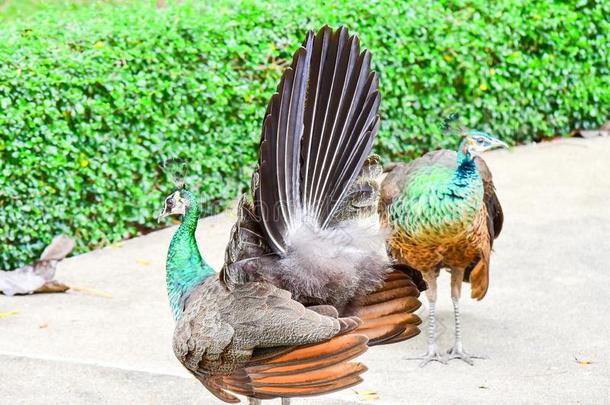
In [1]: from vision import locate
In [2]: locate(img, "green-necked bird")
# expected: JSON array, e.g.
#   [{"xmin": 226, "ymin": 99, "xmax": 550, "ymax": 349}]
[{"xmin": 380, "ymin": 118, "xmax": 506, "ymax": 366}]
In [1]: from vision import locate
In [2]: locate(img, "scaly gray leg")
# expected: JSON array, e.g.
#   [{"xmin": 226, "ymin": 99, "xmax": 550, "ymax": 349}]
[
  {"xmin": 248, "ymin": 398, "xmax": 261, "ymax": 405},
  {"xmin": 447, "ymin": 269, "xmax": 487, "ymax": 365},
  {"xmin": 406, "ymin": 272, "xmax": 446, "ymax": 367},
  {"xmin": 281, "ymin": 398, "xmax": 291, "ymax": 405}
]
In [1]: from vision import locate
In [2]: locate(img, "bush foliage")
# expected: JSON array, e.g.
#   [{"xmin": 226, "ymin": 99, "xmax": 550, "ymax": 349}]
[{"xmin": 1, "ymin": 0, "xmax": 608, "ymax": 269}]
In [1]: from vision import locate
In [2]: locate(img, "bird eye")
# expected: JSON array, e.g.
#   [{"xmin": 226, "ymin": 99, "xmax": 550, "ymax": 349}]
[
  {"xmin": 165, "ymin": 198, "xmax": 174, "ymax": 208},
  {"xmin": 476, "ymin": 138, "xmax": 484, "ymax": 144}
]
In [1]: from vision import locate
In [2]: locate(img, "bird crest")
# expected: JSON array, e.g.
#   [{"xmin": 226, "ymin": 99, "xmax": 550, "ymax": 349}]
[
  {"xmin": 159, "ymin": 157, "xmax": 191, "ymax": 191},
  {"xmin": 440, "ymin": 112, "xmax": 468, "ymax": 136}
]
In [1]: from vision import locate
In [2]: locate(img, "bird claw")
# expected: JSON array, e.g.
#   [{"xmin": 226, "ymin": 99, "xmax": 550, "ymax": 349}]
[
  {"xmin": 405, "ymin": 347, "xmax": 448, "ymax": 367},
  {"xmin": 446, "ymin": 346, "xmax": 487, "ymax": 366}
]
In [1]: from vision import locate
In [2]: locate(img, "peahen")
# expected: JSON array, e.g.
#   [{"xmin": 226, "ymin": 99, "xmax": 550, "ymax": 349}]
[
  {"xmin": 159, "ymin": 26, "xmax": 424, "ymax": 403},
  {"xmin": 380, "ymin": 115, "xmax": 507, "ymax": 366},
  {"xmin": 160, "ymin": 189, "xmax": 368, "ymax": 404}
]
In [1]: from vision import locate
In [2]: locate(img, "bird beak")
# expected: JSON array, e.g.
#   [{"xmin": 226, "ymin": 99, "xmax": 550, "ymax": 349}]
[
  {"xmin": 157, "ymin": 209, "xmax": 169, "ymax": 223},
  {"xmin": 491, "ymin": 138, "xmax": 509, "ymax": 150}
]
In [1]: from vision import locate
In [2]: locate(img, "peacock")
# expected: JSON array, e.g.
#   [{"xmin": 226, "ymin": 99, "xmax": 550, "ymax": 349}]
[
  {"xmin": 380, "ymin": 115, "xmax": 507, "ymax": 367},
  {"xmin": 159, "ymin": 26, "xmax": 423, "ymax": 404}
]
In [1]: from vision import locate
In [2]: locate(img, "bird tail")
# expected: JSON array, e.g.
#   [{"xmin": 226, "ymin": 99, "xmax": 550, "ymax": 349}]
[
  {"xmin": 253, "ymin": 25, "xmax": 380, "ymax": 252},
  {"xmin": 250, "ymin": 26, "xmax": 387, "ymax": 307}
]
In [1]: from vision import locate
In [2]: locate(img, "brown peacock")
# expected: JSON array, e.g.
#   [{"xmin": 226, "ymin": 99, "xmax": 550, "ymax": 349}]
[
  {"xmin": 380, "ymin": 115, "xmax": 507, "ymax": 366},
  {"xmin": 159, "ymin": 26, "xmax": 423, "ymax": 404}
]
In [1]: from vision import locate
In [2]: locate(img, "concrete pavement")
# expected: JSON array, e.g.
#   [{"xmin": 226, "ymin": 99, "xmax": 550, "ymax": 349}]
[{"xmin": 1, "ymin": 137, "xmax": 609, "ymax": 404}]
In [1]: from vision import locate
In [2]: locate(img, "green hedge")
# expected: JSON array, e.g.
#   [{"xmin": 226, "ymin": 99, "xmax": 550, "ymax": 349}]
[{"xmin": 1, "ymin": 0, "xmax": 608, "ymax": 269}]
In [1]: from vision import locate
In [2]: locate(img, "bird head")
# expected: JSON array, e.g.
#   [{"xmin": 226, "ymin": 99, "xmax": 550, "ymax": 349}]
[
  {"xmin": 462, "ymin": 130, "xmax": 508, "ymax": 156},
  {"xmin": 158, "ymin": 190, "xmax": 189, "ymax": 221}
]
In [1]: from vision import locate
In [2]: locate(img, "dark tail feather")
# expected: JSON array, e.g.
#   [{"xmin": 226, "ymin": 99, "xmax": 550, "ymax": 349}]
[
  {"xmin": 255, "ymin": 39, "xmax": 312, "ymax": 254},
  {"xmin": 392, "ymin": 264, "xmax": 427, "ymax": 292},
  {"xmin": 463, "ymin": 257, "xmax": 478, "ymax": 283},
  {"xmin": 254, "ymin": 26, "xmax": 381, "ymax": 254}
]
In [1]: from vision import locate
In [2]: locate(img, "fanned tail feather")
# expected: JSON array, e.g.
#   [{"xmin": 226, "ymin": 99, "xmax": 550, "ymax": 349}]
[
  {"xmin": 206, "ymin": 330, "xmax": 369, "ymax": 402},
  {"xmin": 254, "ymin": 25, "xmax": 381, "ymax": 252},
  {"xmin": 248, "ymin": 25, "xmax": 387, "ymax": 307}
]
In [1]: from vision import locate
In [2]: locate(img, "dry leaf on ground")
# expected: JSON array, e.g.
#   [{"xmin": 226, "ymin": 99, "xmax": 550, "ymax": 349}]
[
  {"xmin": 136, "ymin": 259, "xmax": 151, "ymax": 266},
  {"xmin": 574, "ymin": 356, "xmax": 594, "ymax": 365},
  {"xmin": 71, "ymin": 286, "xmax": 113, "ymax": 298},
  {"xmin": 354, "ymin": 390, "xmax": 380, "ymax": 401},
  {"xmin": 0, "ymin": 310, "xmax": 19, "ymax": 319}
]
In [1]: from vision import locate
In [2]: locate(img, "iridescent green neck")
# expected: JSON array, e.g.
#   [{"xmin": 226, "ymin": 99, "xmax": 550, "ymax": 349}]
[
  {"xmin": 453, "ymin": 138, "xmax": 480, "ymax": 189},
  {"xmin": 165, "ymin": 190, "xmax": 214, "ymax": 320}
]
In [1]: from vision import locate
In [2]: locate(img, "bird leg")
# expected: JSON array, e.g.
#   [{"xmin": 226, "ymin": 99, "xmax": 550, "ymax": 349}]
[
  {"xmin": 447, "ymin": 269, "xmax": 487, "ymax": 365},
  {"xmin": 281, "ymin": 398, "xmax": 291, "ymax": 405},
  {"xmin": 406, "ymin": 271, "xmax": 446, "ymax": 367},
  {"xmin": 248, "ymin": 398, "xmax": 261, "ymax": 405}
]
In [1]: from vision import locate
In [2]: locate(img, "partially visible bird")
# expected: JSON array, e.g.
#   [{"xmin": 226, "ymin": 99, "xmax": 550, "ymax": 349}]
[
  {"xmin": 380, "ymin": 116, "xmax": 507, "ymax": 366},
  {"xmin": 0, "ymin": 235, "xmax": 73, "ymax": 296},
  {"xmin": 159, "ymin": 26, "xmax": 423, "ymax": 404}
]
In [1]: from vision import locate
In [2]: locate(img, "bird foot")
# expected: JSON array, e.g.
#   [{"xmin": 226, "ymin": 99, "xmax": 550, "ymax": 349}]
[
  {"xmin": 446, "ymin": 345, "xmax": 487, "ymax": 366},
  {"xmin": 405, "ymin": 346, "xmax": 447, "ymax": 367}
]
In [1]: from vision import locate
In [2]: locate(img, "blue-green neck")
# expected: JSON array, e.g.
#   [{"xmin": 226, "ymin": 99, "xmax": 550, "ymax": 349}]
[
  {"xmin": 454, "ymin": 140, "xmax": 480, "ymax": 185},
  {"xmin": 165, "ymin": 191, "xmax": 214, "ymax": 320}
]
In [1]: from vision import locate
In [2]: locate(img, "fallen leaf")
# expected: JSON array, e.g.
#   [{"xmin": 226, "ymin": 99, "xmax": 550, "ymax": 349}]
[
  {"xmin": 136, "ymin": 259, "xmax": 151, "ymax": 266},
  {"xmin": 108, "ymin": 242, "xmax": 124, "ymax": 249},
  {"xmin": 0, "ymin": 310, "xmax": 19, "ymax": 319},
  {"xmin": 39, "ymin": 323, "xmax": 48, "ymax": 329},
  {"xmin": 574, "ymin": 356, "xmax": 594, "ymax": 365},
  {"xmin": 354, "ymin": 390, "xmax": 379, "ymax": 401},
  {"xmin": 479, "ymin": 386, "xmax": 489, "ymax": 389},
  {"xmin": 71, "ymin": 286, "xmax": 112, "ymax": 298}
]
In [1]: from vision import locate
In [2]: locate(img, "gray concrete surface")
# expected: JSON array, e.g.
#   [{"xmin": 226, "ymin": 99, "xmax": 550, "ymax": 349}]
[{"xmin": 1, "ymin": 137, "xmax": 609, "ymax": 404}]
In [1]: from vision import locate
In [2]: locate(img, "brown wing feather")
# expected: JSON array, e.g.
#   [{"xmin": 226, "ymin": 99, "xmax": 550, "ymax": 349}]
[
  {"xmin": 476, "ymin": 156, "xmax": 504, "ymax": 242},
  {"xmin": 463, "ymin": 157, "xmax": 504, "ymax": 296},
  {"xmin": 221, "ymin": 329, "xmax": 369, "ymax": 400},
  {"xmin": 345, "ymin": 270, "xmax": 422, "ymax": 346},
  {"xmin": 174, "ymin": 277, "xmax": 370, "ymax": 403}
]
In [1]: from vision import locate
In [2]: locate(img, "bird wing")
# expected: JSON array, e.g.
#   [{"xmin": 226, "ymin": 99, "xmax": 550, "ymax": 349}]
[
  {"xmin": 463, "ymin": 156, "xmax": 504, "ymax": 299},
  {"xmin": 475, "ymin": 156, "xmax": 504, "ymax": 242},
  {"xmin": 174, "ymin": 277, "xmax": 368, "ymax": 403},
  {"xmin": 329, "ymin": 154, "xmax": 384, "ymax": 225},
  {"xmin": 346, "ymin": 269, "xmax": 423, "ymax": 345},
  {"xmin": 220, "ymin": 195, "xmax": 271, "ymax": 288},
  {"xmin": 254, "ymin": 25, "xmax": 381, "ymax": 254},
  {"xmin": 224, "ymin": 332, "xmax": 367, "ymax": 401}
]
